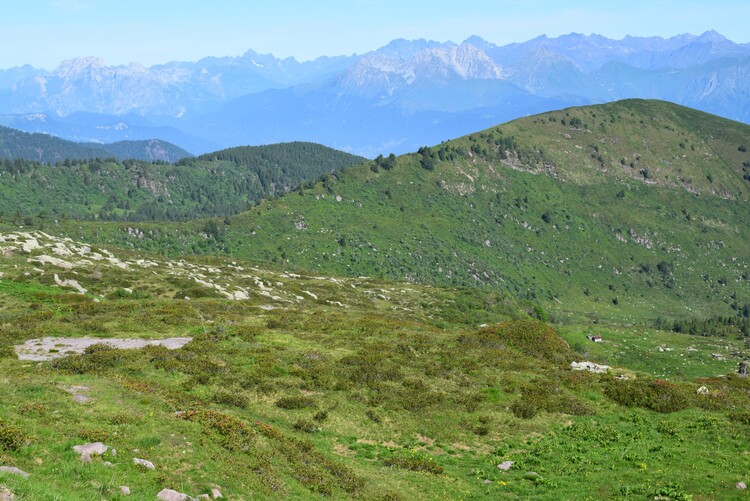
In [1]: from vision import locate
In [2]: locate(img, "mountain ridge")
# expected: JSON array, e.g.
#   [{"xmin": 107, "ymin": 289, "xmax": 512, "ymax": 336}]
[{"xmin": 3, "ymin": 31, "xmax": 750, "ymax": 156}]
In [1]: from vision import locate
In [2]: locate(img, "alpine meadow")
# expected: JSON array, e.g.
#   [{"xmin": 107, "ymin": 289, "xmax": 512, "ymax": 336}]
[{"xmin": 1, "ymin": 5, "xmax": 750, "ymax": 500}]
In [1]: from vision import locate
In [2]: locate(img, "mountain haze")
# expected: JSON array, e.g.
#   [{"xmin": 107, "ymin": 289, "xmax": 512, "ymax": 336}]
[
  {"xmin": 2, "ymin": 32, "xmax": 750, "ymax": 156},
  {"xmin": 0, "ymin": 125, "xmax": 190, "ymax": 163}
]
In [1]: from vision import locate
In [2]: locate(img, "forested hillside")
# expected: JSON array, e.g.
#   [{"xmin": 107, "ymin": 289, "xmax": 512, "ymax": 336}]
[{"xmin": 0, "ymin": 142, "xmax": 365, "ymax": 221}]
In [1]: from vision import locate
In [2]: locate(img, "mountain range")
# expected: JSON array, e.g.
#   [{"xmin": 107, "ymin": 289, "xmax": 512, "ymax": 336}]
[{"xmin": 1, "ymin": 31, "xmax": 749, "ymax": 156}]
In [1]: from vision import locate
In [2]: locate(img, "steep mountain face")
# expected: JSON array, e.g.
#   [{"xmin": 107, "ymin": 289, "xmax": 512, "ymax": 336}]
[{"xmin": 3, "ymin": 32, "xmax": 750, "ymax": 156}]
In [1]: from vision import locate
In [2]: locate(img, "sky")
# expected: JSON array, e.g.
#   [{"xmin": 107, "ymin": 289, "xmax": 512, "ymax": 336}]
[{"xmin": 2, "ymin": 0, "xmax": 749, "ymax": 69}]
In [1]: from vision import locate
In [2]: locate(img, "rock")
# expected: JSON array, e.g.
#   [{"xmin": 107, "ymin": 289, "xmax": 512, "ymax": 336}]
[
  {"xmin": 738, "ymin": 482, "xmax": 747, "ymax": 490},
  {"xmin": 133, "ymin": 458, "xmax": 155, "ymax": 470},
  {"xmin": 0, "ymin": 486, "xmax": 14, "ymax": 501},
  {"xmin": 497, "ymin": 461, "xmax": 514, "ymax": 471},
  {"xmin": 211, "ymin": 489, "xmax": 222, "ymax": 499},
  {"xmin": 571, "ymin": 361, "xmax": 611, "ymax": 373},
  {"xmin": 0, "ymin": 467, "xmax": 30, "ymax": 478},
  {"xmin": 482, "ymin": 479, "xmax": 492, "ymax": 484},
  {"xmin": 739, "ymin": 361, "xmax": 748, "ymax": 376},
  {"xmin": 157, "ymin": 488, "xmax": 195, "ymax": 501},
  {"xmin": 120, "ymin": 486, "xmax": 131, "ymax": 496},
  {"xmin": 696, "ymin": 386, "xmax": 709, "ymax": 395},
  {"xmin": 73, "ymin": 442, "xmax": 109, "ymax": 462}
]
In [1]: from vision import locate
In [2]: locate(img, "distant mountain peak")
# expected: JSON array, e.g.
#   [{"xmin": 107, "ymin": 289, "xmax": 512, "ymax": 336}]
[
  {"xmin": 53, "ymin": 57, "xmax": 107, "ymax": 78},
  {"xmin": 696, "ymin": 30, "xmax": 728, "ymax": 43}
]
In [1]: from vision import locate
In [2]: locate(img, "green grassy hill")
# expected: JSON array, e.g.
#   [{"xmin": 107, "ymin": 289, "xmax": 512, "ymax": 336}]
[
  {"xmin": 0, "ymin": 126, "xmax": 191, "ymax": 163},
  {"xmin": 43, "ymin": 100, "xmax": 750, "ymax": 325},
  {"xmin": 0, "ymin": 142, "xmax": 365, "ymax": 221},
  {"xmin": 0, "ymin": 231, "xmax": 748, "ymax": 500}
]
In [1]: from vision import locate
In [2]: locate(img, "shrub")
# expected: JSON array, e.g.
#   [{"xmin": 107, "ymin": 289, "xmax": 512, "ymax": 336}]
[
  {"xmin": 0, "ymin": 420, "xmax": 29, "ymax": 451},
  {"xmin": 293, "ymin": 419, "xmax": 318, "ymax": 433},
  {"xmin": 275, "ymin": 395, "xmax": 317, "ymax": 410},
  {"xmin": 213, "ymin": 389, "xmax": 249, "ymax": 409},
  {"xmin": 604, "ymin": 377, "xmax": 693, "ymax": 413},
  {"xmin": 383, "ymin": 453, "xmax": 444, "ymax": 475}
]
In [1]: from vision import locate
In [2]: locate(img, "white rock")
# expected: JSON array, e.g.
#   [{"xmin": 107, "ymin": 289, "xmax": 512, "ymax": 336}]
[
  {"xmin": 120, "ymin": 486, "xmax": 131, "ymax": 496},
  {"xmin": 211, "ymin": 489, "xmax": 222, "ymax": 499},
  {"xmin": 696, "ymin": 386, "xmax": 709, "ymax": 395},
  {"xmin": 497, "ymin": 461, "xmax": 514, "ymax": 471},
  {"xmin": 570, "ymin": 361, "xmax": 611, "ymax": 374},
  {"xmin": 157, "ymin": 488, "xmax": 194, "ymax": 501},
  {"xmin": 133, "ymin": 458, "xmax": 155, "ymax": 470}
]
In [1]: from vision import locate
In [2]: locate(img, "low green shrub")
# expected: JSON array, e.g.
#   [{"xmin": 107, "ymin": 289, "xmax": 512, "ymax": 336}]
[
  {"xmin": 0, "ymin": 420, "xmax": 29, "ymax": 451},
  {"xmin": 275, "ymin": 395, "xmax": 317, "ymax": 409},
  {"xmin": 383, "ymin": 453, "xmax": 444, "ymax": 475}
]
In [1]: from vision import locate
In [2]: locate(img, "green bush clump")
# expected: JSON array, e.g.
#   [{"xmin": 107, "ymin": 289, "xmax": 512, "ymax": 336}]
[
  {"xmin": 383, "ymin": 453, "xmax": 444, "ymax": 475},
  {"xmin": 0, "ymin": 420, "xmax": 29, "ymax": 451},
  {"xmin": 604, "ymin": 377, "xmax": 693, "ymax": 413},
  {"xmin": 512, "ymin": 378, "xmax": 593, "ymax": 419},
  {"xmin": 213, "ymin": 389, "xmax": 249, "ymax": 409},
  {"xmin": 275, "ymin": 395, "xmax": 317, "ymax": 409},
  {"xmin": 293, "ymin": 419, "xmax": 319, "ymax": 433},
  {"xmin": 459, "ymin": 320, "xmax": 575, "ymax": 365}
]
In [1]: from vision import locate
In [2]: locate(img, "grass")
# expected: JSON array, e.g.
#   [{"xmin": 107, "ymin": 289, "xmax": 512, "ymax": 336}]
[{"xmin": 0, "ymin": 231, "xmax": 748, "ymax": 499}]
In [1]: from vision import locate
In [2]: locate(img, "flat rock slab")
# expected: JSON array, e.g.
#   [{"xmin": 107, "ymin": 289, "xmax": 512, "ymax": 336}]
[
  {"xmin": 15, "ymin": 337, "xmax": 192, "ymax": 361},
  {"xmin": 0, "ymin": 466, "xmax": 30, "ymax": 478}
]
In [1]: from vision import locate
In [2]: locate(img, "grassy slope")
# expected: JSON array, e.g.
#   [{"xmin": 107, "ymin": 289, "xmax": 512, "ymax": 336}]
[
  {"xmin": 45, "ymin": 99, "xmax": 750, "ymax": 325},
  {"xmin": 0, "ymin": 231, "xmax": 748, "ymax": 500}
]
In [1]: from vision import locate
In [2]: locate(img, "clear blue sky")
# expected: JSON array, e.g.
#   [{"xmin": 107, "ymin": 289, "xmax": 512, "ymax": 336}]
[{"xmin": 3, "ymin": 0, "xmax": 749, "ymax": 69}]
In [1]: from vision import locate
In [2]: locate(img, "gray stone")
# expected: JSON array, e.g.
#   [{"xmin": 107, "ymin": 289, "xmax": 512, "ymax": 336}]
[
  {"xmin": 120, "ymin": 486, "xmax": 131, "ymax": 496},
  {"xmin": 73, "ymin": 442, "xmax": 109, "ymax": 462},
  {"xmin": 0, "ymin": 467, "xmax": 30, "ymax": 478},
  {"xmin": 133, "ymin": 458, "xmax": 155, "ymax": 470},
  {"xmin": 157, "ymin": 488, "xmax": 196, "ymax": 501},
  {"xmin": 523, "ymin": 471, "xmax": 540, "ymax": 481},
  {"xmin": 497, "ymin": 461, "xmax": 514, "ymax": 471},
  {"xmin": 211, "ymin": 489, "xmax": 222, "ymax": 499},
  {"xmin": 0, "ymin": 486, "xmax": 14, "ymax": 501}
]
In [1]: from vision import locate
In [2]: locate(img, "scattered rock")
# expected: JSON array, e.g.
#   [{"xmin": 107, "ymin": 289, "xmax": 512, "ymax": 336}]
[
  {"xmin": 73, "ymin": 442, "xmax": 109, "ymax": 462},
  {"xmin": 157, "ymin": 488, "xmax": 195, "ymax": 501},
  {"xmin": 211, "ymin": 489, "xmax": 222, "ymax": 499},
  {"xmin": 0, "ymin": 486, "xmax": 14, "ymax": 501},
  {"xmin": 53, "ymin": 274, "xmax": 87, "ymax": 294},
  {"xmin": 133, "ymin": 458, "xmax": 155, "ymax": 470},
  {"xmin": 696, "ymin": 386, "xmax": 709, "ymax": 395},
  {"xmin": 739, "ymin": 361, "xmax": 748, "ymax": 377},
  {"xmin": 0, "ymin": 467, "xmax": 29, "ymax": 478},
  {"xmin": 497, "ymin": 461, "xmax": 514, "ymax": 471},
  {"xmin": 63, "ymin": 385, "xmax": 90, "ymax": 403},
  {"xmin": 738, "ymin": 482, "xmax": 747, "ymax": 490},
  {"xmin": 571, "ymin": 361, "xmax": 611, "ymax": 373},
  {"xmin": 120, "ymin": 486, "xmax": 131, "ymax": 496},
  {"xmin": 482, "ymin": 479, "xmax": 492, "ymax": 484}
]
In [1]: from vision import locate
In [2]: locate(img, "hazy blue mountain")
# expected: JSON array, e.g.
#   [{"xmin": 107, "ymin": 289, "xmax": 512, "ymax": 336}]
[
  {"xmin": 0, "ymin": 112, "xmax": 216, "ymax": 154},
  {"xmin": 0, "ymin": 124, "xmax": 190, "ymax": 163},
  {"xmin": 2, "ymin": 31, "xmax": 750, "ymax": 156}
]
